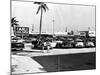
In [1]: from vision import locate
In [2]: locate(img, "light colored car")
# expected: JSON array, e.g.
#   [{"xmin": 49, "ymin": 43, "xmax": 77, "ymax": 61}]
[
  {"xmin": 41, "ymin": 41, "xmax": 57, "ymax": 49},
  {"xmin": 86, "ymin": 41, "xmax": 94, "ymax": 47},
  {"xmin": 75, "ymin": 39, "xmax": 84, "ymax": 47},
  {"xmin": 17, "ymin": 39, "xmax": 24, "ymax": 43},
  {"xmin": 31, "ymin": 40, "xmax": 56, "ymax": 49},
  {"xmin": 75, "ymin": 42, "xmax": 84, "ymax": 47},
  {"xmin": 56, "ymin": 40, "xmax": 63, "ymax": 44},
  {"xmin": 11, "ymin": 37, "xmax": 24, "ymax": 43}
]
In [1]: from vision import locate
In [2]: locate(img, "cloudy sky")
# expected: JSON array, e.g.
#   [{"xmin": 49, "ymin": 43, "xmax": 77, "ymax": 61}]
[{"xmin": 12, "ymin": 1, "xmax": 95, "ymax": 33}]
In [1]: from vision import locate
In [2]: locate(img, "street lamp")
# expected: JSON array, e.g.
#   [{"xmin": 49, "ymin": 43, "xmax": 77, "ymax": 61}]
[
  {"xmin": 31, "ymin": 24, "xmax": 34, "ymax": 33},
  {"xmin": 88, "ymin": 27, "xmax": 90, "ymax": 31},
  {"xmin": 52, "ymin": 18, "xmax": 55, "ymax": 35}
]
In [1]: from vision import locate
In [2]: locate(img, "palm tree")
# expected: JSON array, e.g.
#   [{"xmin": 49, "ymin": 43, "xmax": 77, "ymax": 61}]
[
  {"xmin": 34, "ymin": 2, "xmax": 49, "ymax": 36},
  {"xmin": 11, "ymin": 17, "xmax": 19, "ymax": 35}
]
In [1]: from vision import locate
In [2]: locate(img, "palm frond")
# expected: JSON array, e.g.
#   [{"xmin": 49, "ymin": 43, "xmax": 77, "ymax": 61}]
[
  {"xmin": 15, "ymin": 20, "xmax": 19, "ymax": 22},
  {"xmin": 41, "ymin": 5, "xmax": 46, "ymax": 12},
  {"xmin": 11, "ymin": 17, "xmax": 19, "ymax": 27},
  {"xmin": 34, "ymin": 2, "xmax": 42, "ymax": 4},
  {"xmin": 44, "ymin": 4, "xmax": 49, "ymax": 10},
  {"xmin": 36, "ymin": 6, "xmax": 41, "ymax": 14},
  {"xmin": 14, "ymin": 23, "xmax": 19, "ymax": 26},
  {"xmin": 11, "ymin": 17, "xmax": 16, "ymax": 23}
]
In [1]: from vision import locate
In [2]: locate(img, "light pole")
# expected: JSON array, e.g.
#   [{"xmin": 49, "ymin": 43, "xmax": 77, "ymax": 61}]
[
  {"xmin": 31, "ymin": 24, "xmax": 34, "ymax": 33},
  {"xmin": 65, "ymin": 26, "xmax": 67, "ymax": 32},
  {"xmin": 88, "ymin": 27, "xmax": 90, "ymax": 31},
  {"xmin": 52, "ymin": 18, "xmax": 55, "ymax": 35}
]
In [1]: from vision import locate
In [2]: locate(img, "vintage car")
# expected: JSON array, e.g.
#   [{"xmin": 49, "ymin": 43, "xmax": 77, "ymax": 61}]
[
  {"xmin": 85, "ymin": 38, "xmax": 95, "ymax": 47},
  {"xmin": 31, "ymin": 39, "xmax": 56, "ymax": 50},
  {"xmin": 61, "ymin": 38, "xmax": 75, "ymax": 48},
  {"xmin": 11, "ymin": 37, "xmax": 24, "ymax": 51},
  {"xmin": 55, "ymin": 40, "xmax": 63, "ymax": 48},
  {"xmin": 85, "ymin": 41, "xmax": 94, "ymax": 47},
  {"xmin": 89, "ymin": 37, "xmax": 96, "ymax": 47},
  {"xmin": 55, "ymin": 38, "xmax": 75, "ymax": 48},
  {"xmin": 24, "ymin": 38, "xmax": 36, "ymax": 43},
  {"xmin": 75, "ymin": 38, "xmax": 84, "ymax": 48}
]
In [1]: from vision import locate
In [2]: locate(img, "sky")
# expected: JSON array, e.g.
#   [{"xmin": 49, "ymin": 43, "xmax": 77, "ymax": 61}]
[{"xmin": 12, "ymin": 1, "xmax": 95, "ymax": 33}]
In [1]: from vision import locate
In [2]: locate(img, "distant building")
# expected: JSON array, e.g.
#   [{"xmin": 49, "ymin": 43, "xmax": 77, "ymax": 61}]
[{"xmin": 77, "ymin": 30, "xmax": 95, "ymax": 37}]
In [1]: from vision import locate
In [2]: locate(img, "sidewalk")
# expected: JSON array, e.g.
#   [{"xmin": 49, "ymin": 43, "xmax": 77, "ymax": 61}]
[
  {"xmin": 12, "ymin": 55, "xmax": 46, "ymax": 74},
  {"xmin": 20, "ymin": 48, "xmax": 95, "ymax": 57},
  {"xmin": 20, "ymin": 43, "xmax": 96, "ymax": 57}
]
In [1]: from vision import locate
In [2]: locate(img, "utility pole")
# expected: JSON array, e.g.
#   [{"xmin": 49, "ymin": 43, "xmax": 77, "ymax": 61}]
[
  {"xmin": 65, "ymin": 26, "xmax": 67, "ymax": 32},
  {"xmin": 88, "ymin": 27, "xmax": 90, "ymax": 31}
]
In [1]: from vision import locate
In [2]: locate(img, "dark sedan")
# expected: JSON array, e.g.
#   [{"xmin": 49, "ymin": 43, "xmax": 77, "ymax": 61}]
[
  {"xmin": 11, "ymin": 42, "xmax": 24, "ymax": 51},
  {"xmin": 56, "ymin": 38, "xmax": 75, "ymax": 48},
  {"xmin": 11, "ymin": 37, "xmax": 24, "ymax": 51}
]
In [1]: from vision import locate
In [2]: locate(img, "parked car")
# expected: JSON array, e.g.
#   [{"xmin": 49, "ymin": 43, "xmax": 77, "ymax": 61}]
[
  {"xmin": 75, "ymin": 38, "xmax": 84, "ymax": 48},
  {"xmin": 89, "ymin": 37, "xmax": 96, "ymax": 47},
  {"xmin": 55, "ymin": 40, "xmax": 63, "ymax": 48},
  {"xmin": 61, "ymin": 38, "xmax": 75, "ymax": 48},
  {"xmin": 11, "ymin": 37, "xmax": 24, "ymax": 51},
  {"xmin": 42, "ymin": 41, "xmax": 56, "ymax": 49},
  {"xmin": 24, "ymin": 38, "xmax": 36, "ymax": 43},
  {"xmin": 85, "ymin": 41, "xmax": 94, "ymax": 47},
  {"xmin": 55, "ymin": 38, "xmax": 75, "ymax": 48},
  {"xmin": 11, "ymin": 42, "xmax": 24, "ymax": 51},
  {"xmin": 85, "ymin": 38, "xmax": 95, "ymax": 47},
  {"xmin": 31, "ymin": 39, "xmax": 56, "ymax": 50}
]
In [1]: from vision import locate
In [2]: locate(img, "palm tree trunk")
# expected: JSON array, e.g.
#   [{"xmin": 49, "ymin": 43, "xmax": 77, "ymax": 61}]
[{"xmin": 39, "ymin": 8, "xmax": 43, "ymax": 37}]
